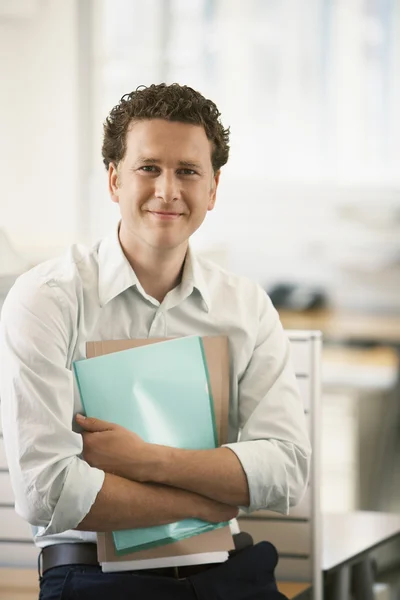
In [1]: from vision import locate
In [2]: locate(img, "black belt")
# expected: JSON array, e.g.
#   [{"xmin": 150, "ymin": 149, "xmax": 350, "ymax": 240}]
[
  {"xmin": 40, "ymin": 534, "xmax": 253, "ymax": 580},
  {"xmin": 40, "ymin": 542, "xmax": 211, "ymax": 579}
]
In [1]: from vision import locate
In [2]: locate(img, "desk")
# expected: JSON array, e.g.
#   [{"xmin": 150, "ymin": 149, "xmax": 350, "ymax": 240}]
[
  {"xmin": 322, "ymin": 346, "xmax": 399, "ymax": 369},
  {"xmin": 322, "ymin": 512, "xmax": 400, "ymax": 600},
  {"xmin": 279, "ymin": 308, "xmax": 400, "ymax": 344},
  {"xmin": 322, "ymin": 345, "xmax": 398, "ymax": 391}
]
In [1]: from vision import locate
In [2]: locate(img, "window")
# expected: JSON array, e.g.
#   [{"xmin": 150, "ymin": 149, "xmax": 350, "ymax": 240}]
[{"xmin": 91, "ymin": 0, "xmax": 400, "ymax": 184}]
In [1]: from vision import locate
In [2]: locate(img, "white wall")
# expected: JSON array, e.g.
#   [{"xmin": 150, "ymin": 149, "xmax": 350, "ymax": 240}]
[{"xmin": 0, "ymin": 0, "xmax": 80, "ymax": 263}]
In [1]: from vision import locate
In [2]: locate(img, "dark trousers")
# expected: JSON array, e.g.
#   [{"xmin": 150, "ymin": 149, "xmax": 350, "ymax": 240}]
[{"xmin": 39, "ymin": 541, "xmax": 289, "ymax": 599}]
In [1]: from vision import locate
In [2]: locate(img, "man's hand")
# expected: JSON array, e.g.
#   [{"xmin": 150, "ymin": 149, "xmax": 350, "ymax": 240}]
[
  {"xmin": 76, "ymin": 414, "xmax": 157, "ymax": 481},
  {"xmin": 77, "ymin": 414, "xmax": 249, "ymax": 508}
]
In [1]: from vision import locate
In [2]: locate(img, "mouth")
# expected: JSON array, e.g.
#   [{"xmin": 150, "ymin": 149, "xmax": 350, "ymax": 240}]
[{"xmin": 147, "ymin": 211, "xmax": 184, "ymax": 220}]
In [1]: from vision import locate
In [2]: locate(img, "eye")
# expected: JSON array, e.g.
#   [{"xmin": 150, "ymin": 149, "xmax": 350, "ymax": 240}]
[
  {"xmin": 139, "ymin": 165, "xmax": 159, "ymax": 173},
  {"xmin": 178, "ymin": 169, "xmax": 197, "ymax": 176}
]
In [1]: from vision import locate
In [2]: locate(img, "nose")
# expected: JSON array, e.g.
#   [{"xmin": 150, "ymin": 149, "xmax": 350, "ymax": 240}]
[{"xmin": 154, "ymin": 171, "xmax": 180, "ymax": 204}]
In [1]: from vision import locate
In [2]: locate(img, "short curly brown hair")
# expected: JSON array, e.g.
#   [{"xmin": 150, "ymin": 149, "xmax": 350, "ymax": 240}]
[{"xmin": 102, "ymin": 83, "xmax": 230, "ymax": 173}]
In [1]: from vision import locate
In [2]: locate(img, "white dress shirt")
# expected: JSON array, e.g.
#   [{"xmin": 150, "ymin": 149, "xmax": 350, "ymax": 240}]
[{"xmin": 0, "ymin": 227, "xmax": 311, "ymax": 549}]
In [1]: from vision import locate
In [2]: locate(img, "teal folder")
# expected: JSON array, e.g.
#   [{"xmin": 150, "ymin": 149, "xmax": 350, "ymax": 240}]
[{"xmin": 73, "ymin": 336, "xmax": 227, "ymax": 555}]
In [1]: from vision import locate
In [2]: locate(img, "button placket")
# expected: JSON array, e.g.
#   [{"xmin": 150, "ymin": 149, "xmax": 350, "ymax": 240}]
[{"xmin": 149, "ymin": 310, "xmax": 165, "ymax": 337}]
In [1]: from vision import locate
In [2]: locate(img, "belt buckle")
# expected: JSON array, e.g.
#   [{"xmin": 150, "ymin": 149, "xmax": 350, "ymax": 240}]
[{"xmin": 38, "ymin": 549, "xmax": 44, "ymax": 579}]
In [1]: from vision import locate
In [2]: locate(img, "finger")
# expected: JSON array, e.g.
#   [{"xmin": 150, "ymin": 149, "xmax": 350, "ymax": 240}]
[{"xmin": 76, "ymin": 414, "xmax": 115, "ymax": 432}]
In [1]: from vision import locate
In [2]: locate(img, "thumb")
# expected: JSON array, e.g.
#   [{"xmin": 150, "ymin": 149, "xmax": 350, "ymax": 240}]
[{"xmin": 76, "ymin": 414, "xmax": 115, "ymax": 432}]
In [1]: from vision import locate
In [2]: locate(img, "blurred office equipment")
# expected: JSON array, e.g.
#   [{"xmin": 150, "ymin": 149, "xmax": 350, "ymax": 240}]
[
  {"xmin": 280, "ymin": 305, "xmax": 400, "ymax": 517},
  {"xmin": 268, "ymin": 283, "xmax": 327, "ymax": 312}
]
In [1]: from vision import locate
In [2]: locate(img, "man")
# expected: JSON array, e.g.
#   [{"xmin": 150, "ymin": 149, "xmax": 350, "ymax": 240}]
[{"xmin": 0, "ymin": 83, "xmax": 311, "ymax": 599}]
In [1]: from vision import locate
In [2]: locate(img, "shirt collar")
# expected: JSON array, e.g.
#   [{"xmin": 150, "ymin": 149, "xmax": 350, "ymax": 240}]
[
  {"xmin": 180, "ymin": 246, "xmax": 211, "ymax": 313},
  {"xmin": 98, "ymin": 226, "xmax": 140, "ymax": 307},
  {"xmin": 98, "ymin": 225, "xmax": 211, "ymax": 312}
]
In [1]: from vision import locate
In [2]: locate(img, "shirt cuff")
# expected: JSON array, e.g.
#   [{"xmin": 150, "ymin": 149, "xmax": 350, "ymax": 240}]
[
  {"xmin": 223, "ymin": 440, "xmax": 290, "ymax": 515},
  {"xmin": 35, "ymin": 457, "xmax": 105, "ymax": 537}
]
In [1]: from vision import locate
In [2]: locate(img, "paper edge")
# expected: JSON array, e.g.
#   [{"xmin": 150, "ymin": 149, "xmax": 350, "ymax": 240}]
[{"xmin": 101, "ymin": 551, "xmax": 229, "ymax": 572}]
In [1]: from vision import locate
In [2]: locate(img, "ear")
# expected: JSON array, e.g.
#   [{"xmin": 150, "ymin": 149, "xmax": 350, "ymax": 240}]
[
  {"xmin": 108, "ymin": 163, "xmax": 121, "ymax": 204},
  {"xmin": 208, "ymin": 170, "xmax": 220, "ymax": 211}
]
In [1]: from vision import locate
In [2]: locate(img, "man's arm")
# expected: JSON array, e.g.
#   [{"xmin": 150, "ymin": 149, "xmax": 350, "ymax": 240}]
[
  {"xmin": 151, "ymin": 446, "xmax": 250, "ymax": 507},
  {"xmin": 78, "ymin": 415, "xmax": 250, "ymax": 507},
  {"xmin": 76, "ymin": 472, "xmax": 237, "ymax": 531},
  {"xmin": 79, "ymin": 288, "xmax": 311, "ymax": 514}
]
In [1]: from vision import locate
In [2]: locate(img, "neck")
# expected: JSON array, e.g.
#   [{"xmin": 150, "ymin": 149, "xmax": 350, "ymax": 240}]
[{"xmin": 119, "ymin": 224, "xmax": 188, "ymax": 303}]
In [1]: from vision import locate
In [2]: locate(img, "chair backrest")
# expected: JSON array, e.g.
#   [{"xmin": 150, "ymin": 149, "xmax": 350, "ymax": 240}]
[{"xmin": 238, "ymin": 330, "xmax": 322, "ymax": 600}]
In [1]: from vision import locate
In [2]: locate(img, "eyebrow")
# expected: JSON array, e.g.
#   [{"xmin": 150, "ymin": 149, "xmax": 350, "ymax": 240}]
[
  {"xmin": 177, "ymin": 160, "xmax": 202, "ymax": 169},
  {"xmin": 134, "ymin": 157, "xmax": 202, "ymax": 169},
  {"xmin": 135, "ymin": 157, "xmax": 160, "ymax": 165}
]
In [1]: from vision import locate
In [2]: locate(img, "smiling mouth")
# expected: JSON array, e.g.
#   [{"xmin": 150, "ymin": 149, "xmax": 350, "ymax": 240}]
[{"xmin": 147, "ymin": 211, "xmax": 183, "ymax": 220}]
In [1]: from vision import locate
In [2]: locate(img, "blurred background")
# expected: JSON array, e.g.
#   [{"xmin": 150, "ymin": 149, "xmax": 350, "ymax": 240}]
[{"xmin": 0, "ymin": 0, "xmax": 399, "ymax": 593}]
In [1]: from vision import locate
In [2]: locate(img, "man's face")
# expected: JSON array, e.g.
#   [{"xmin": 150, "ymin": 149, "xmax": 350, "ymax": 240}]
[{"xmin": 109, "ymin": 119, "xmax": 220, "ymax": 251}]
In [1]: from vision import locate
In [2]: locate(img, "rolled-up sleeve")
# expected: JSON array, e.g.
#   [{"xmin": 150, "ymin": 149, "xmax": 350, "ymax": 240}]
[
  {"xmin": 224, "ymin": 289, "xmax": 311, "ymax": 515},
  {"xmin": 0, "ymin": 276, "xmax": 104, "ymax": 536}
]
